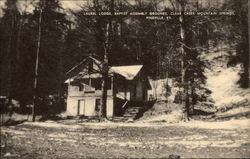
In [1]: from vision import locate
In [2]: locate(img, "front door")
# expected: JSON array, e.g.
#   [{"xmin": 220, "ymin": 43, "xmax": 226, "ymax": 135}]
[
  {"xmin": 78, "ymin": 100, "xmax": 85, "ymax": 115},
  {"xmin": 135, "ymin": 82, "xmax": 143, "ymax": 101}
]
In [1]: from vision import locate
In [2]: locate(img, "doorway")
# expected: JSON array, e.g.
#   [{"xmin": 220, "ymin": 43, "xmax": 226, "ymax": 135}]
[
  {"xmin": 135, "ymin": 82, "xmax": 143, "ymax": 101},
  {"xmin": 77, "ymin": 100, "xmax": 85, "ymax": 115}
]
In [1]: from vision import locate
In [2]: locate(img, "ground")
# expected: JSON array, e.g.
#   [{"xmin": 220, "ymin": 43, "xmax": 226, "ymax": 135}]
[
  {"xmin": 1, "ymin": 89, "xmax": 249, "ymax": 158},
  {"xmin": 1, "ymin": 119, "xmax": 250, "ymax": 158}
]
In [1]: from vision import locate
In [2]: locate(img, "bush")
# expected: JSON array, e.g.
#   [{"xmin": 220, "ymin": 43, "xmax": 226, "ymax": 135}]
[
  {"xmin": 163, "ymin": 83, "xmax": 172, "ymax": 98},
  {"xmin": 174, "ymin": 91, "xmax": 183, "ymax": 104},
  {"xmin": 36, "ymin": 95, "xmax": 66, "ymax": 116}
]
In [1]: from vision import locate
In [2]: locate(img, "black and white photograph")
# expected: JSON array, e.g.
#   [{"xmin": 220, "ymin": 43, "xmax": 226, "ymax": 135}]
[{"xmin": 0, "ymin": 0, "xmax": 249, "ymax": 158}]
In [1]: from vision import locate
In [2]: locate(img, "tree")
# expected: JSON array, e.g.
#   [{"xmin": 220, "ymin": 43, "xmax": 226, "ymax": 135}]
[
  {"xmin": 32, "ymin": 0, "xmax": 69, "ymax": 119},
  {"xmin": 225, "ymin": 0, "xmax": 249, "ymax": 88},
  {"xmin": 32, "ymin": 0, "xmax": 43, "ymax": 122},
  {"xmin": 166, "ymin": 0, "xmax": 221, "ymax": 119},
  {"xmin": 0, "ymin": 0, "xmax": 20, "ymax": 101}
]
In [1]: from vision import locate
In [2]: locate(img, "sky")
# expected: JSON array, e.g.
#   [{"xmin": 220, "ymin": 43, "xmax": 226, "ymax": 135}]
[
  {"xmin": 0, "ymin": 0, "xmax": 86, "ymax": 17},
  {"xmin": 0, "ymin": 0, "xmax": 171, "ymax": 17},
  {"xmin": 0, "ymin": 0, "xmax": 226, "ymax": 18},
  {"xmin": 60, "ymin": 0, "xmax": 85, "ymax": 11}
]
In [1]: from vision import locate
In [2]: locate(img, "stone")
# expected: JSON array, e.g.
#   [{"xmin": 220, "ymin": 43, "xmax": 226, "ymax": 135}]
[
  {"xmin": 168, "ymin": 154, "xmax": 181, "ymax": 159},
  {"xmin": 4, "ymin": 152, "xmax": 11, "ymax": 157}
]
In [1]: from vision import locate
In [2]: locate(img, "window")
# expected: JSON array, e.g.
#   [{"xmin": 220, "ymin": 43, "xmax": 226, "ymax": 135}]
[
  {"xmin": 82, "ymin": 79, "xmax": 89, "ymax": 85},
  {"xmin": 92, "ymin": 78, "xmax": 102, "ymax": 90},
  {"xmin": 91, "ymin": 78, "xmax": 111, "ymax": 90},
  {"xmin": 95, "ymin": 99, "xmax": 101, "ymax": 112},
  {"xmin": 81, "ymin": 79, "xmax": 95, "ymax": 93},
  {"xmin": 79, "ymin": 84, "xmax": 84, "ymax": 91},
  {"xmin": 88, "ymin": 62, "xmax": 93, "ymax": 73}
]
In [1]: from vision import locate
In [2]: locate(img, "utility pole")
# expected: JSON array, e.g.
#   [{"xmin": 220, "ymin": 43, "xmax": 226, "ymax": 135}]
[
  {"xmin": 32, "ymin": 0, "xmax": 43, "ymax": 122},
  {"xmin": 179, "ymin": 4, "xmax": 185, "ymax": 85},
  {"xmin": 178, "ymin": 0, "xmax": 189, "ymax": 120}
]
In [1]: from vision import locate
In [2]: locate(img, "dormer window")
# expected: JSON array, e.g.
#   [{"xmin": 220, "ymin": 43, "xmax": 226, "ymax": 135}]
[{"xmin": 88, "ymin": 62, "xmax": 93, "ymax": 73}]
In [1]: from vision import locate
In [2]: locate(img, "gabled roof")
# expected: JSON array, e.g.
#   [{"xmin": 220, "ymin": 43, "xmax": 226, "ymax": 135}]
[
  {"xmin": 65, "ymin": 55, "xmax": 143, "ymax": 83},
  {"xmin": 66, "ymin": 55, "xmax": 101, "ymax": 75},
  {"xmin": 65, "ymin": 65, "xmax": 143, "ymax": 83},
  {"xmin": 110, "ymin": 65, "xmax": 143, "ymax": 80}
]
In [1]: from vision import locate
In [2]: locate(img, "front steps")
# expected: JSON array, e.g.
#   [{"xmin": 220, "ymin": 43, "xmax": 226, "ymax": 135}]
[
  {"xmin": 113, "ymin": 106, "xmax": 142, "ymax": 122},
  {"xmin": 74, "ymin": 100, "xmax": 155, "ymax": 123}
]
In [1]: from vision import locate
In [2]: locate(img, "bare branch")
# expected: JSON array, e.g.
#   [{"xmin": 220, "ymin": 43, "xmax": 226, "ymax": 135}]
[{"xmin": 179, "ymin": 42, "xmax": 208, "ymax": 51}]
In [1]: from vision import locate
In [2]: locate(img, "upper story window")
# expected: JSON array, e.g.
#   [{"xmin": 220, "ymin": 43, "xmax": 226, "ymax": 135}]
[
  {"xmin": 76, "ymin": 77, "xmax": 112, "ymax": 93},
  {"xmin": 88, "ymin": 62, "xmax": 93, "ymax": 73},
  {"xmin": 92, "ymin": 78, "xmax": 112, "ymax": 90},
  {"xmin": 92, "ymin": 78, "xmax": 102, "ymax": 90},
  {"xmin": 83, "ymin": 78, "xmax": 95, "ymax": 93},
  {"xmin": 79, "ymin": 84, "xmax": 84, "ymax": 91}
]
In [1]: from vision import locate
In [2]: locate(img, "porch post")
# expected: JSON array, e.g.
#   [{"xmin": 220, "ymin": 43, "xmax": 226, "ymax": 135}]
[{"xmin": 111, "ymin": 75, "xmax": 114, "ymax": 117}]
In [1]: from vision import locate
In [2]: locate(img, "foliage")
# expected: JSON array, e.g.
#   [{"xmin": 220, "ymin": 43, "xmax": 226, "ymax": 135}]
[
  {"xmin": 163, "ymin": 83, "xmax": 172, "ymax": 98},
  {"xmin": 0, "ymin": 0, "xmax": 248, "ymax": 118},
  {"xmin": 223, "ymin": 0, "xmax": 249, "ymax": 88},
  {"xmin": 0, "ymin": 0, "xmax": 69, "ymax": 108}
]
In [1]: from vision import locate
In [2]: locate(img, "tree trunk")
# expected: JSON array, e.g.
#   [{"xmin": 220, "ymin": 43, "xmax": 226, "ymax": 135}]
[
  {"xmin": 100, "ymin": 68, "xmax": 108, "ymax": 118},
  {"xmin": 16, "ymin": 19, "xmax": 22, "ymax": 67},
  {"xmin": 100, "ymin": 21, "xmax": 110, "ymax": 118},
  {"xmin": 190, "ymin": 83, "xmax": 195, "ymax": 115},
  {"xmin": 14, "ymin": 18, "xmax": 24, "ymax": 101},
  {"xmin": 57, "ymin": 34, "xmax": 65, "ymax": 97},
  {"xmin": 99, "ymin": 0, "xmax": 114, "ymax": 119},
  {"xmin": 6, "ymin": 12, "xmax": 15, "ymax": 101},
  {"xmin": 32, "ymin": 4, "xmax": 43, "ymax": 122},
  {"xmin": 179, "ymin": 1, "xmax": 189, "ymax": 121}
]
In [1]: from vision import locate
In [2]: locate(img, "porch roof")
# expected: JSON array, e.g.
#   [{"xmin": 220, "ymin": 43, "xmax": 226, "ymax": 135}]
[{"xmin": 110, "ymin": 65, "xmax": 143, "ymax": 80}]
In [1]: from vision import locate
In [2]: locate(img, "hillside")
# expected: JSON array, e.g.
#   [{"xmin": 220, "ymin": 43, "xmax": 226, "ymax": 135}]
[{"xmin": 139, "ymin": 43, "xmax": 250, "ymax": 123}]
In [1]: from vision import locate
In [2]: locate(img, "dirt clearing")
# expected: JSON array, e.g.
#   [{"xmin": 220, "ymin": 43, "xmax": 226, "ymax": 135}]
[{"xmin": 1, "ymin": 119, "xmax": 250, "ymax": 158}]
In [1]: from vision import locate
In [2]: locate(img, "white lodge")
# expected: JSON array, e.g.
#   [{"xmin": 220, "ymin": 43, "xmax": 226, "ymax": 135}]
[{"xmin": 64, "ymin": 56, "xmax": 151, "ymax": 118}]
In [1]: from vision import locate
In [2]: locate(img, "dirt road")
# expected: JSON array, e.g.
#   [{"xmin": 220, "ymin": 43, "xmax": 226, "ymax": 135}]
[{"xmin": 1, "ymin": 119, "xmax": 250, "ymax": 158}]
